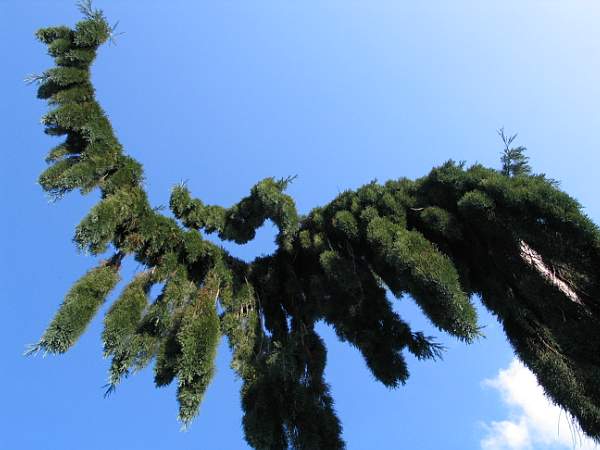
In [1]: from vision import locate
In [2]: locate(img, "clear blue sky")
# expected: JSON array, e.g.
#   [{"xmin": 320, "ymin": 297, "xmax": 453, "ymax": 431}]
[{"xmin": 2, "ymin": 2, "xmax": 600, "ymax": 449}]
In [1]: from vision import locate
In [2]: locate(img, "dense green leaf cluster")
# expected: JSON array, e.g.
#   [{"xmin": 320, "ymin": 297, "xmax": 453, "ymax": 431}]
[
  {"xmin": 29, "ymin": 4, "xmax": 600, "ymax": 448},
  {"xmin": 31, "ymin": 260, "xmax": 120, "ymax": 354}
]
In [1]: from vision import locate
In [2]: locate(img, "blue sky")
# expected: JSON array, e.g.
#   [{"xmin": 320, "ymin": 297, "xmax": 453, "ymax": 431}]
[{"xmin": 2, "ymin": 1, "xmax": 600, "ymax": 449}]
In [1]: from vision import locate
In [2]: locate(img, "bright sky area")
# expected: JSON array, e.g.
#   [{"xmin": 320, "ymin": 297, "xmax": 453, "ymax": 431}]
[{"xmin": 2, "ymin": 1, "xmax": 600, "ymax": 449}]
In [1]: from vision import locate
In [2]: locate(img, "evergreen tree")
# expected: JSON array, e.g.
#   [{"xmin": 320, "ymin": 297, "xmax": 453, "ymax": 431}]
[{"xmin": 27, "ymin": 3, "xmax": 600, "ymax": 448}]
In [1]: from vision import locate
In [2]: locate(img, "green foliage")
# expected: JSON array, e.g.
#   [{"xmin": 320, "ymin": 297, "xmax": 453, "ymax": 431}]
[
  {"xmin": 175, "ymin": 271, "xmax": 221, "ymax": 425},
  {"xmin": 153, "ymin": 264, "xmax": 197, "ymax": 387},
  {"xmin": 220, "ymin": 281, "xmax": 260, "ymax": 380},
  {"xmin": 28, "ymin": 4, "xmax": 600, "ymax": 449},
  {"xmin": 102, "ymin": 271, "xmax": 152, "ymax": 358},
  {"xmin": 34, "ymin": 262, "xmax": 120, "ymax": 354},
  {"xmin": 499, "ymin": 128, "xmax": 531, "ymax": 177},
  {"xmin": 36, "ymin": 26, "xmax": 72, "ymax": 44},
  {"xmin": 366, "ymin": 217, "xmax": 479, "ymax": 340},
  {"xmin": 170, "ymin": 176, "xmax": 299, "ymax": 250},
  {"xmin": 74, "ymin": 187, "xmax": 148, "ymax": 254}
]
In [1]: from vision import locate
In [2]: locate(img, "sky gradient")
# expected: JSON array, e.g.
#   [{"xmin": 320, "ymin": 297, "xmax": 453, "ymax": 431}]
[{"xmin": 2, "ymin": 1, "xmax": 600, "ymax": 449}]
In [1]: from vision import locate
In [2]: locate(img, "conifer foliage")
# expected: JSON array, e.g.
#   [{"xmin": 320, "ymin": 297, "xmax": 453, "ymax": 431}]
[{"xmin": 28, "ymin": 3, "xmax": 600, "ymax": 448}]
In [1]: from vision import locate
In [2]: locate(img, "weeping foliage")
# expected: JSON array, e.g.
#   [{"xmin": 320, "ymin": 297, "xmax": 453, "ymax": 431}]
[
  {"xmin": 175, "ymin": 270, "xmax": 221, "ymax": 425},
  {"xmin": 102, "ymin": 270, "xmax": 152, "ymax": 358},
  {"xmin": 28, "ymin": 3, "xmax": 600, "ymax": 449},
  {"xmin": 33, "ymin": 259, "xmax": 120, "ymax": 354}
]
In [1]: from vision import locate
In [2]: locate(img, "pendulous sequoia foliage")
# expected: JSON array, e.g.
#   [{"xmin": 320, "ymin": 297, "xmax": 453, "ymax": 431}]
[{"xmin": 28, "ymin": 3, "xmax": 600, "ymax": 448}]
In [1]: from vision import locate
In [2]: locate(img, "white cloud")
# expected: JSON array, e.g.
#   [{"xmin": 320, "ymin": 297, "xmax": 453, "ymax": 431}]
[{"xmin": 480, "ymin": 358, "xmax": 598, "ymax": 450}]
